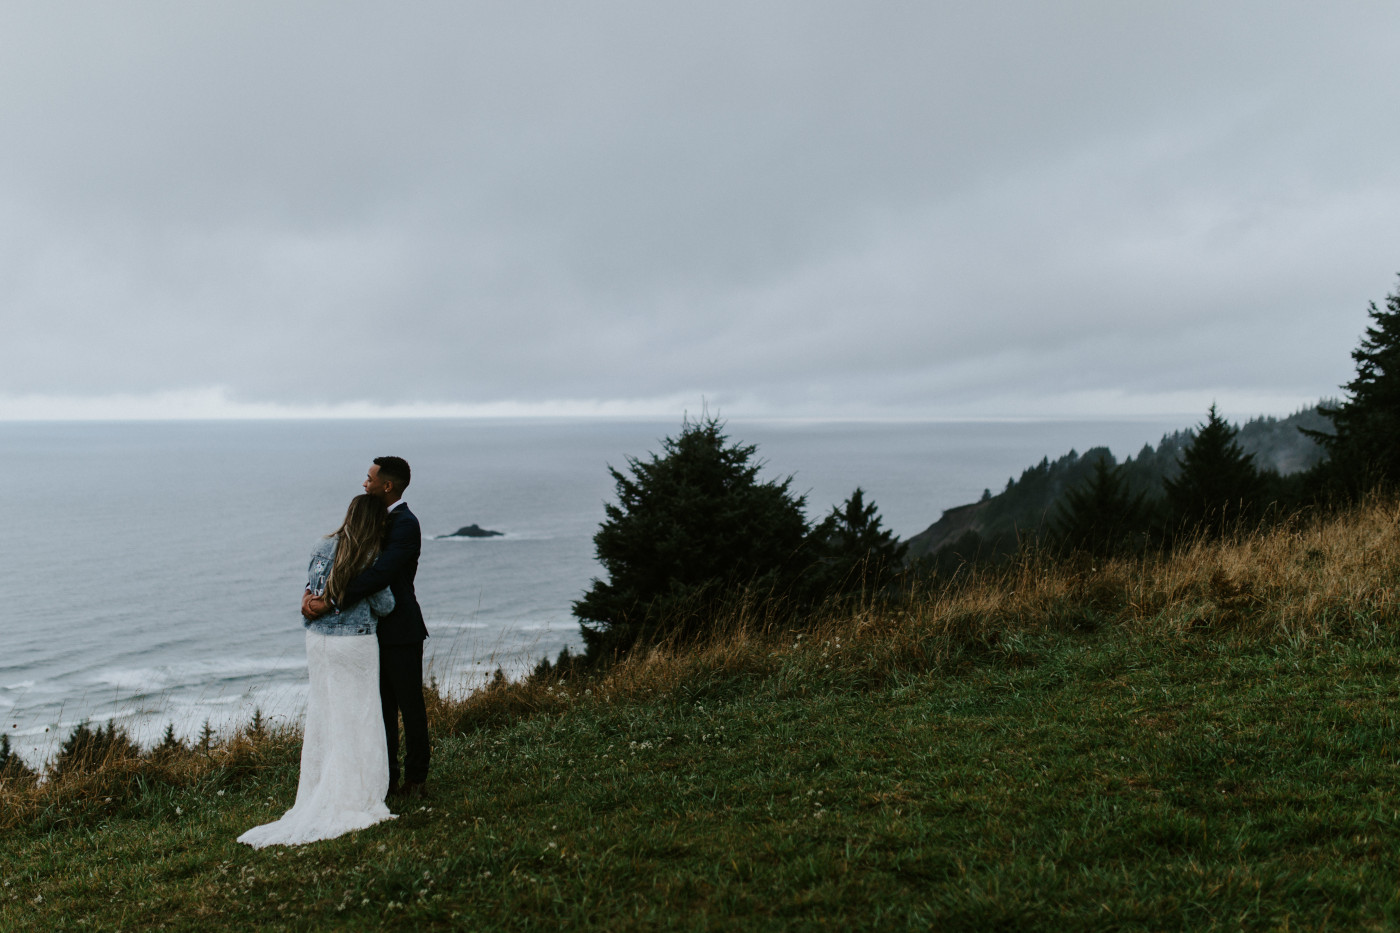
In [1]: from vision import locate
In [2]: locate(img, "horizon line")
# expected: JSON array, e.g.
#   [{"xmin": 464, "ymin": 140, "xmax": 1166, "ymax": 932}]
[{"xmin": 0, "ymin": 388, "xmax": 1329, "ymax": 425}]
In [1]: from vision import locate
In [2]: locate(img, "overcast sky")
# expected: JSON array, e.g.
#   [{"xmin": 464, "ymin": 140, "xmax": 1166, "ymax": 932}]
[{"xmin": 2, "ymin": 2, "xmax": 1397, "ymax": 421}]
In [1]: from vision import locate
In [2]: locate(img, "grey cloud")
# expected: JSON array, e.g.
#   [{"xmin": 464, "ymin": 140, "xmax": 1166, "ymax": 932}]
[{"xmin": 1, "ymin": 2, "xmax": 1397, "ymax": 415}]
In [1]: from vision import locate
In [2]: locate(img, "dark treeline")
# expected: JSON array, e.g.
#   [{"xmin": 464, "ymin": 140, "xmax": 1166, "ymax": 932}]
[
  {"xmin": 904, "ymin": 404, "xmax": 1331, "ymax": 569},
  {"xmin": 0, "ymin": 714, "xmax": 226, "ymax": 789}
]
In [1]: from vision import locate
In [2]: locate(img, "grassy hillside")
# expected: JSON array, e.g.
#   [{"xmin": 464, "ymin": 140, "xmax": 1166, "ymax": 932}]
[{"xmin": 3, "ymin": 498, "xmax": 1400, "ymax": 931}]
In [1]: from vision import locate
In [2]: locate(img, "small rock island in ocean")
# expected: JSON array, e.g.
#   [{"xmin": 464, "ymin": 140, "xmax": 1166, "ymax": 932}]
[{"xmin": 436, "ymin": 523, "xmax": 505, "ymax": 539}]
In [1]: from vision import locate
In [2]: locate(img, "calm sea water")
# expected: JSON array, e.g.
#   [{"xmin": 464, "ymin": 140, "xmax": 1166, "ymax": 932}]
[{"xmin": 0, "ymin": 417, "xmax": 1182, "ymax": 766}]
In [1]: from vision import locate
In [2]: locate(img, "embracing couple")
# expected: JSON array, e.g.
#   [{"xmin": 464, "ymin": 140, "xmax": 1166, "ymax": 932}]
[{"xmin": 239, "ymin": 456, "xmax": 430, "ymax": 849}]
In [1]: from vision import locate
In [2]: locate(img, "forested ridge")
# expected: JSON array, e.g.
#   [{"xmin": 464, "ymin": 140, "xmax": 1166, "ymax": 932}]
[{"xmin": 904, "ymin": 404, "xmax": 1331, "ymax": 563}]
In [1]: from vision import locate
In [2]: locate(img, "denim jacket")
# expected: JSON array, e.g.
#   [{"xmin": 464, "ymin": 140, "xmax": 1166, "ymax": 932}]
[{"xmin": 303, "ymin": 536, "xmax": 395, "ymax": 636}]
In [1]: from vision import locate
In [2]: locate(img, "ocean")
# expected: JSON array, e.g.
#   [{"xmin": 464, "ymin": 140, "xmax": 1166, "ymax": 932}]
[{"xmin": 1, "ymin": 416, "xmax": 1184, "ymax": 767}]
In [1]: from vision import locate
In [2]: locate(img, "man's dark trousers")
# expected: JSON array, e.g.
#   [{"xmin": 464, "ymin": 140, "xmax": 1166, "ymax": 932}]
[{"xmin": 380, "ymin": 642, "xmax": 429, "ymax": 786}]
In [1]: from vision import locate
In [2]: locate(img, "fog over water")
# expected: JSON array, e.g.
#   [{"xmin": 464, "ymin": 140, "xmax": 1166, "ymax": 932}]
[{"xmin": 1, "ymin": 416, "xmax": 1186, "ymax": 766}]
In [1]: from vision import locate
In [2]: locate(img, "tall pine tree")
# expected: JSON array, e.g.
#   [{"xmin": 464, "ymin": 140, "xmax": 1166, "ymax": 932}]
[
  {"xmin": 1053, "ymin": 454, "xmax": 1151, "ymax": 556},
  {"xmin": 806, "ymin": 487, "xmax": 907, "ymax": 598},
  {"xmin": 573, "ymin": 415, "xmax": 810, "ymax": 660},
  {"xmin": 1164, "ymin": 404, "xmax": 1263, "ymax": 538},
  {"xmin": 1307, "ymin": 279, "xmax": 1400, "ymax": 493}
]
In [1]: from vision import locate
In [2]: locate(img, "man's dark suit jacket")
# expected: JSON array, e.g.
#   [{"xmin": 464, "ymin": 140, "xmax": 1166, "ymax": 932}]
[{"xmin": 342, "ymin": 503, "xmax": 428, "ymax": 645}]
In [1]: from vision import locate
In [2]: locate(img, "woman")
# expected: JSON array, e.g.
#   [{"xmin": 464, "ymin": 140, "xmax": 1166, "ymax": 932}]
[{"xmin": 239, "ymin": 494, "xmax": 397, "ymax": 848}]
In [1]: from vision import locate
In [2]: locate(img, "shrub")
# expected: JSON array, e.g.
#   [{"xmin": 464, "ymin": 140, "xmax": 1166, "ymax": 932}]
[
  {"xmin": 50, "ymin": 720, "xmax": 140, "ymax": 780},
  {"xmin": 0, "ymin": 734, "xmax": 37, "ymax": 787}
]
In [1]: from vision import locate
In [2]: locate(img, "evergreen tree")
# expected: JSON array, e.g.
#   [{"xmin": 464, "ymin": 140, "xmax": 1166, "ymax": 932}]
[
  {"xmin": 1163, "ymin": 404, "xmax": 1263, "ymax": 537},
  {"xmin": 1053, "ymin": 453, "xmax": 1150, "ymax": 556},
  {"xmin": 1307, "ymin": 280, "xmax": 1400, "ymax": 493},
  {"xmin": 574, "ymin": 414, "xmax": 809, "ymax": 660},
  {"xmin": 0, "ymin": 734, "xmax": 38, "ymax": 786},
  {"xmin": 150, "ymin": 722, "xmax": 186, "ymax": 763},
  {"xmin": 529, "ymin": 644, "xmax": 584, "ymax": 683},
  {"xmin": 197, "ymin": 720, "xmax": 215, "ymax": 754},
  {"xmin": 925, "ymin": 529, "xmax": 987, "ymax": 579},
  {"xmin": 806, "ymin": 487, "xmax": 908, "ymax": 598}
]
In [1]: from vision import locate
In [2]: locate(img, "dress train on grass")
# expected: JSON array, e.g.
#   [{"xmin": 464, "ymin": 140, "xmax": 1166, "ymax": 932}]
[{"xmin": 238, "ymin": 632, "xmax": 394, "ymax": 848}]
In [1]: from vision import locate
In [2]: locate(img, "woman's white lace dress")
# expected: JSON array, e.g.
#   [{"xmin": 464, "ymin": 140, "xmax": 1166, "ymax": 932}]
[{"xmin": 237, "ymin": 631, "xmax": 395, "ymax": 847}]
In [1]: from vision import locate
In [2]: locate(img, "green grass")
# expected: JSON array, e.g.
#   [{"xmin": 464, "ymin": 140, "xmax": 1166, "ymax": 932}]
[{"xmin": 6, "ymin": 622, "xmax": 1400, "ymax": 931}]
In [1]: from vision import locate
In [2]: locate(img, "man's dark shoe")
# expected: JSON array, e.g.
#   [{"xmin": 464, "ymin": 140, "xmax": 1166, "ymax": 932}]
[
  {"xmin": 386, "ymin": 781, "xmax": 401, "ymax": 800},
  {"xmin": 401, "ymin": 781, "xmax": 428, "ymax": 800}
]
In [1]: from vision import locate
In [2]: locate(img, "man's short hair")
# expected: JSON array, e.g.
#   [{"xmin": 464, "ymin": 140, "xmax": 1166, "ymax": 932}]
[{"xmin": 374, "ymin": 456, "xmax": 411, "ymax": 493}]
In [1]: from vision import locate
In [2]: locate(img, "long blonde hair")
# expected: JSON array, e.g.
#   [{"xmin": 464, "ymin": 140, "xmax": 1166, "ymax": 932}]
[{"xmin": 325, "ymin": 494, "xmax": 389, "ymax": 607}]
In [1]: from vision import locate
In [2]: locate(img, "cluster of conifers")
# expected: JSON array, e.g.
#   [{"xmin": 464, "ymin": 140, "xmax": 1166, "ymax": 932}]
[{"xmin": 558, "ymin": 279, "xmax": 1400, "ymax": 668}]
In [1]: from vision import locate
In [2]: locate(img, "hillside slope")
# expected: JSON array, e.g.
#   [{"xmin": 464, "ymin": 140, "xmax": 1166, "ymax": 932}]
[
  {"xmin": 3, "ymin": 498, "xmax": 1398, "ymax": 930},
  {"xmin": 905, "ymin": 405, "xmax": 1329, "ymax": 561}
]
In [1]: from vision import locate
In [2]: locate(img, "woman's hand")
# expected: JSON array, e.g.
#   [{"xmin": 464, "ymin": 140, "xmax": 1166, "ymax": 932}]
[{"xmin": 301, "ymin": 591, "xmax": 331, "ymax": 619}]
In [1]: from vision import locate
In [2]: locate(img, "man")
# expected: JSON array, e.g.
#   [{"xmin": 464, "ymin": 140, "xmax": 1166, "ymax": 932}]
[{"xmin": 303, "ymin": 456, "xmax": 430, "ymax": 799}]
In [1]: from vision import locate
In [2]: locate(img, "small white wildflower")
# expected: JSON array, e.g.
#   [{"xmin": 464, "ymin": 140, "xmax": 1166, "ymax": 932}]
[
  {"xmin": 175, "ymin": 806, "xmax": 183, "ymax": 816},
  {"xmin": 216, "ymin": 790, "xmax": 225, "ymax": 797}
]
